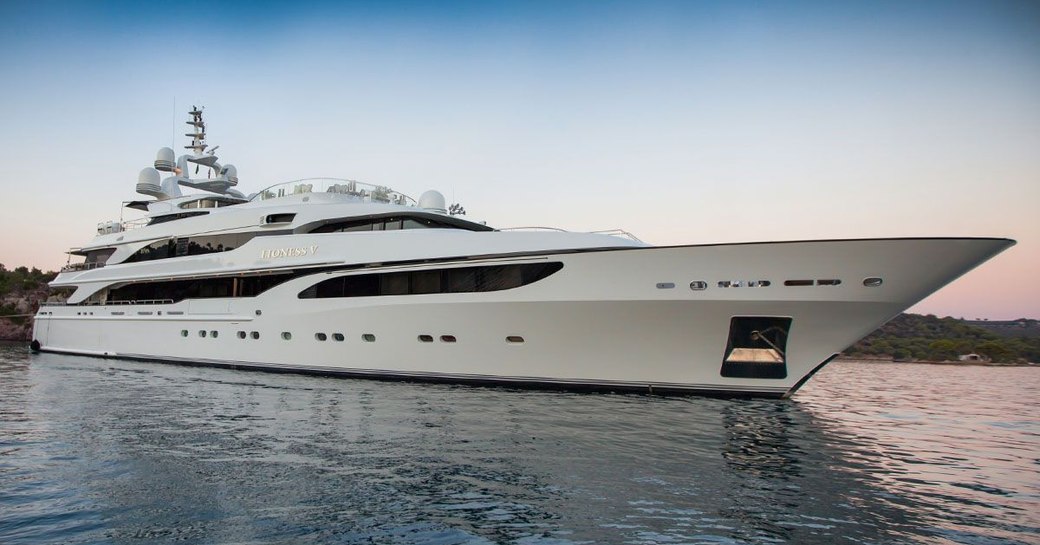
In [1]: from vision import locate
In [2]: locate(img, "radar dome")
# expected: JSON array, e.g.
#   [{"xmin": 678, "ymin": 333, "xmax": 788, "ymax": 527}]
[
  {"xmin": 154, "ymin": 147, "xmax": 176, "ymax": 171},
  {"xmin": 136, "ymin": 167, "xmax": 166, "ymax": 199},
  {"xmin": 418, "ymin": 190, "xmax": 447, "ymax": 214},
  {"xmin": 138, "ymin": 167, "xmax": 160, "ymax": 185},
  {"xmin": 221, "ymin": 164, "xmax": 238, "ymax": 185}
]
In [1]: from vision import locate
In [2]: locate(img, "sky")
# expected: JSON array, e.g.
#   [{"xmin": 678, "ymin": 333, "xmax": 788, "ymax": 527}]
[{"xmin": 0, "ymin": 0, "xmax": 1037, "ymax": 319}]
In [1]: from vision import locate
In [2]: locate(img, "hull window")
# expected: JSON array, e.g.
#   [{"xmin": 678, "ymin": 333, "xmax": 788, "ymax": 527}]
[
  {"xmin": 721, "ymin": 317, "xmax": 791, "ymax": 379},
  {"xmin": 107, "ymin": 273, "xmax": 293, "ymax": 303},
  {"xmin": 299, "ymin": 262, "xmax": 564, "ymax": 299}
]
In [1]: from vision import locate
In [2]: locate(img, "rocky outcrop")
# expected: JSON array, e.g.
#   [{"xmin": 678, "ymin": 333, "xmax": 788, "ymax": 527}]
[{"xmin": 0, "ymin": 286, "xmax": 49, "ymax": 341}]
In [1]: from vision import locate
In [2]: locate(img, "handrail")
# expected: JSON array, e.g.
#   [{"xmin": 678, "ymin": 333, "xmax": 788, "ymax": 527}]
[
  {"xmin": 106, "ymin": 299, "xmax": 176, "ymax": 305},
  {"xmin": 499, "ymin": 226, "xmax": 644, "ymax": 243},
  {"xmin": 41, "ymin": 299, "xmax": 175, "ymax": 307},
  {"xmin": 62, "ymin": 262, "xmax": 106, "ymax": 272},
  {"xmin": 498, "ymin": 226, "xmax": 570, "ymax": 232},
  {"xmin": 589, "ymin": 229, "xmax": 645, "ymax": 244},
  {"xmin": 122, "ymin": 218, "xmax": 149, "ymax": 231}
]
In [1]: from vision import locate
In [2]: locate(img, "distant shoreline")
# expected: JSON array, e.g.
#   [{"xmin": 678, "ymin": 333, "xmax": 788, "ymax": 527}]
[{"xmin": 836, "ymin": 357, "xmax": 1037, "ymax": 367}]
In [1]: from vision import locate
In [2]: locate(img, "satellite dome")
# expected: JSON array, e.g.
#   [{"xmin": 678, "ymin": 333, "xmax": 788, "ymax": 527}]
[
  {"xmin": 138, "ymin": 167, "xmax": 160, "ymax": 185},
  {"xmin": 221, "ymin": 164, "xmax": 238, "ymax": 185},
  {"xmin": 418, "ymin": 190, "xmax": 447, "ymax": 214},
  {"xmin": 154, "ymin": 147, "xmax": 176, "ymax": 171},
  {"xmin": 136, "ymin": 167, "xmax": 166, "ymax": 199}
]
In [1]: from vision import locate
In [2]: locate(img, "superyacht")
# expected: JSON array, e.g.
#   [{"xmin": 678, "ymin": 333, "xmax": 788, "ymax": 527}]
[{"xmin": 31, "ymin": 108, "xmax": 1015, "ymax": 397}]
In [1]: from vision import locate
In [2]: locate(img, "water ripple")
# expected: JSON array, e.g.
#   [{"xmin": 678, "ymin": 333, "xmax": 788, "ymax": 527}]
[{"xmin": 1, "ymin": 345, "xmax": 1037, "ymax": 544}]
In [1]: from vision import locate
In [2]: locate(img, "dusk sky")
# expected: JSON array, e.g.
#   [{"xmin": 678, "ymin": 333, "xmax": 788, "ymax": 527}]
[{"xmin": 0, "ymin": 1, "xmax": 1037, "ymax": 319}]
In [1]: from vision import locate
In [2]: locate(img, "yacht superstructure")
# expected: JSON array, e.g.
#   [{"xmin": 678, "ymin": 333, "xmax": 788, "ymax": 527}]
[{"xmin": 32, "ymin": 108, "xmax": 1015, "ymax": 397}]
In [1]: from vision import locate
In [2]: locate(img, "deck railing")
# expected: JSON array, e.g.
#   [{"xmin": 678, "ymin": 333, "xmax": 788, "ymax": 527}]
[
  {"xmin": 61, "ymin": 262, "xmax": 106, "ymax": 272},
  {"xmin": 250, "ymin": 177, "xmax": 417, "ymax": 206},
  {"xmin": 40, "ymin": 299, "xmax": 175, "ymax": 307}
]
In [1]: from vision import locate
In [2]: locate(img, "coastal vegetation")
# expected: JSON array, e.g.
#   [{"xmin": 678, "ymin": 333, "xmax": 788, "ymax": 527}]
[
  {"xmin": 0, "ymin": 264, "xmax": 55, "ymax": 297},
  {"xmin": 846, "ymin": 313, "xmax": 1040, "ymax": 364}
]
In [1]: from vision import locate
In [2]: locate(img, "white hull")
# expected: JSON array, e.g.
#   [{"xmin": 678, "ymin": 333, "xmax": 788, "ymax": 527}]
[{"xmin": 33, "ymin": 238, "xmax": 1013, "ymax": 397}]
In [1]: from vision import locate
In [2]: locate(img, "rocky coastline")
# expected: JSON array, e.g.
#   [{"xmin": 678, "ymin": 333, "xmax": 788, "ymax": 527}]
[{"xmin": 0, "ymin": 287, "xmax": 49, "ymax": 341}]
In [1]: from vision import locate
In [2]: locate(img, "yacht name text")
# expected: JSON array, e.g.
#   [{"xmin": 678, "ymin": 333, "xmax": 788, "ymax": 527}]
[{"xmin": 260, "ymin": 246, "xmax": 318, "ymax": 259}]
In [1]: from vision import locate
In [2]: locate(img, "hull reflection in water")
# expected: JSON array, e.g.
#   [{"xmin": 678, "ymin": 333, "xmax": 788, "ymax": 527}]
[{"xmin": 1, "ymin": 347, "xmax": 1037, "ymax": 544}]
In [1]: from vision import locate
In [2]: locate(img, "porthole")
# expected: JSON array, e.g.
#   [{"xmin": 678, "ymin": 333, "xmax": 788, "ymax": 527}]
[
  {"xmin": 863, "ymin": 277, "xmax": 883, "ymax": 287},
  {"xmin": 238, "ymin": 331, "xmax": 246, "ymax": 339},
  {"xmin": 210, "ymin": 330, "xmax": 218, "ymax": 338},
  {"xmin": 506, "ymin": 336, "xmax": 525, "ymax": 344},
  {"xmin": 332, "ymin": 333, "xmax": 345, "ymax": 342},
  {"xmin": 655, "ymin": 282, "xmax": 675, "ymax": 289},
  {"xmin": 418, "ymin": 334, "xmax": 434, "ymax": 343},
  {"xmin": 440, "ymin": 335, "xmax": 457, "ymax": 343},
  {"xmin": 281, "ymin": 332, "xmax": 292, "ymax": 341},
  {"xmin": 255, "ymin": 310, "xmax": 262, "ymax": 316},
  {"xmin": 181, "ymin": 330, "xmax": 188, "ymax": 337},
  {"xmin": 251, "ymin": 331, "xmax": 260, "ymax": 340},
  {"xmin": 816, "ymin": 279, "xmax": 841, "ymax": 286},
  {"xmin": 315, "ymin": 333, "xmax": 327, "ymax": 341},
  {"xmin": 362, "ymin": 334, "xmax": 376, "ymax": 342},
  {"xmin": 198, "ymin": 330, "xmax": 206, "ymax": 338},
  {"xmin": 689, "ymin": 281, "xmax": 708, "ymax": 291},
  {"xmin": 784, "ymin": 279, "xmax": 813, "ymax": 287}
]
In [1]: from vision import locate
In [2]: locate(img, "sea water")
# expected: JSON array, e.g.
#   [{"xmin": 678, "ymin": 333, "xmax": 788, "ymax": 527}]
[{"xmin": 1, "ymin": 343, "xmax": 1037, "ymax": 544}]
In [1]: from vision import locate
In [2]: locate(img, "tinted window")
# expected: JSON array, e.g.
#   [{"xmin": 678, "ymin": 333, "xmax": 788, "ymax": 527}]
[
  {"xmin": 298, "ymin": 262, "xmax": 564, "ymax": 299},
  {"xmin": 108, "ymin": 273, "xmax": 292, "ymax": 303},
  {"xmin": 124, "ymin": 232, "xmax": 256, "ymax": 263},
  {"xmin": 309, "ymin": 215, "xmax": 479, "ymax": 233}
]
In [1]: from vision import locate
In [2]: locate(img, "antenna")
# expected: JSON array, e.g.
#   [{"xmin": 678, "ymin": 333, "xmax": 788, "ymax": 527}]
[{"xmin": 171, "ymin": 97, "xmax": 176, "ymax": 150}]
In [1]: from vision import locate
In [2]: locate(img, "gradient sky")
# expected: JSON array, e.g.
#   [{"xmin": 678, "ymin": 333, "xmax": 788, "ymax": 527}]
[{"xmin": 0, "ymin": 0, "xmax": 1037, "ymax": 318}]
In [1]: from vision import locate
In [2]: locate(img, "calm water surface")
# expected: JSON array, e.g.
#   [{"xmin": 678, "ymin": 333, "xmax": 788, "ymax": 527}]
[{"xmin": 1, "ymin": 343, "xmax": 1038, "ymax": 544}]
